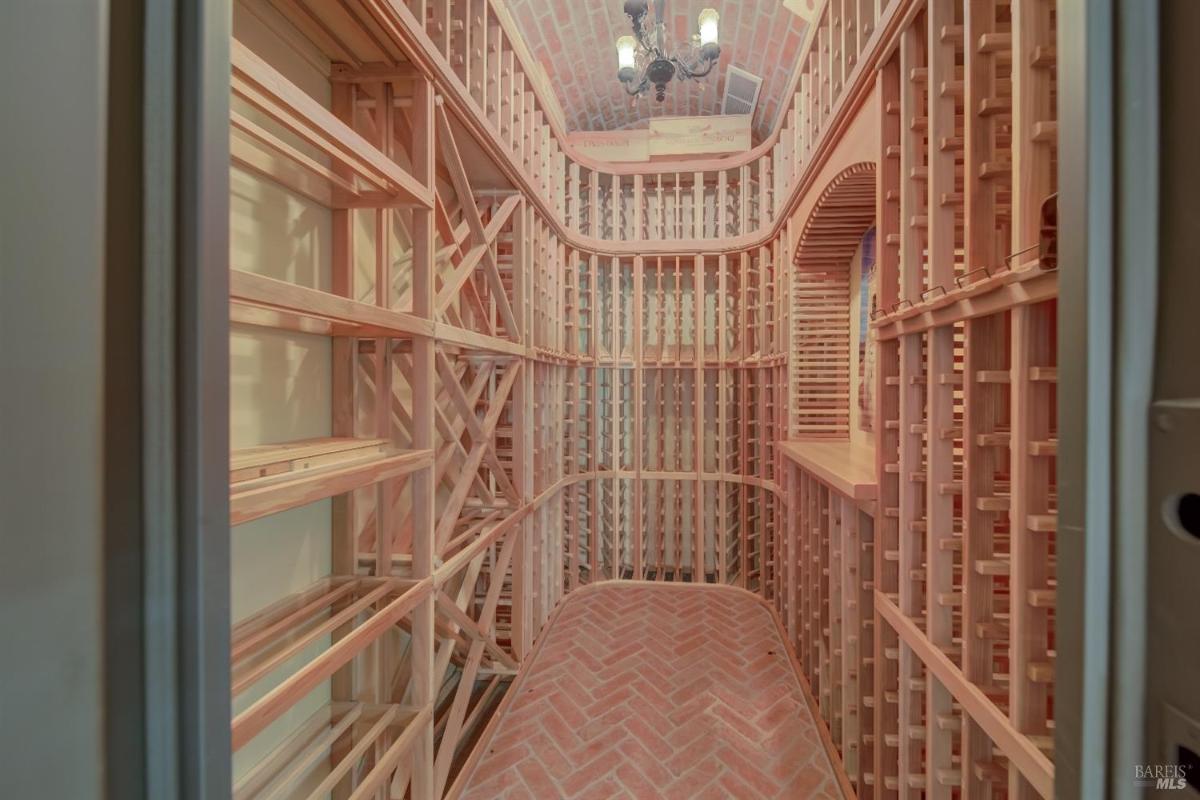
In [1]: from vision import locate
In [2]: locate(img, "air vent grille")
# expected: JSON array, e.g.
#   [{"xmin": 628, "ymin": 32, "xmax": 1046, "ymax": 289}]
[{"xmin": 721, "ymin": 66, "xmax": 763, "ymax": 116}]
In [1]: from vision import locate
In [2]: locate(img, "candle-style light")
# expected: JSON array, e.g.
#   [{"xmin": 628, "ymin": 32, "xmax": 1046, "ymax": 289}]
[
  {"xmin": 616, "ymin": 35, "xmax": 638, "ymax": 82},
  {"xmin": 698, "ymin": 8, "xmax": 719, "ymax": 46}
]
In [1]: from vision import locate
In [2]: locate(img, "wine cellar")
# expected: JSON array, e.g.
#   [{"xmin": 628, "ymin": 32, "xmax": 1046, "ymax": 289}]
[{"xmin": 221, "ymin": 0, "xmax": 1061, "ymax": 794}]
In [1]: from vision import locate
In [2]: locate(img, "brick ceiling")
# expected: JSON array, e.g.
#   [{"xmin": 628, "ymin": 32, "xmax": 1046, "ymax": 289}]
[{"xmin": 505, "ymin": 0, "xmax": 808, "ymax": 142}]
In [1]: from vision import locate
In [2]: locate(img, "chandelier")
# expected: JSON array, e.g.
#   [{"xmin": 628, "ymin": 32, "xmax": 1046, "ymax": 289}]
[{"xmin": 614, "ymin": 0, "xmax": 721, "ymax": 102}]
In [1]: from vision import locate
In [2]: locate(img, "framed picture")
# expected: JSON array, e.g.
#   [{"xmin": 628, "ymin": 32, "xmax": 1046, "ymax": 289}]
[{"xmin": 858, "ymin": 227, "xmax": 877, "ymax": 432}]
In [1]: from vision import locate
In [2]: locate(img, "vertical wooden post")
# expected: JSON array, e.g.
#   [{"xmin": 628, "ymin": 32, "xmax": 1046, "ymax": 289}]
[
  {"xmin": 1009, "ymin": 0, "xmax": 1056, "ymax": 790},
  {"xmin": 734, "ymin": 394, "xmax": 744, "ymax": 587},
  {"xmin": 504, "ymin": 52, "xmax": 516, "ymax": 152},
  {"xmin": 611, "ymin": 174, "xmax": 620, "ymax": 241},
  {"xmin": 830, "ymin": 490, "xmax": 844, "ymax": 749},
  {"xmin": 633, "ymin": 174, "xmax": 644, "ymax": 241},
  {"xmin": 431, "ymin": 0, "xmax": 450, "ymax": 57},
  {"xmin": 875, "ymin": 51, "xmax": 903, "ymax": 800},
  {"xmin": 963, "ymin": 0, "xmax": 1001, "ymax": 794},
  {"xmin": 369, "ymin": 80, "xmax": 395, "ymax": 705},
  {"xmin": 718, "ymin": 171, "xmax": 728, "ymax": 238},
  {"xmin": 328, "ymin": 81, "xmax": 359, "ymax": 795},
  {"xmin": 761, "ymin": 155, "xmax": 772, "ymax": 226},
  {"xmin": 925, "ymin": 0, "xmax": 958, "ymax": 795},
  {"xmin": 512, "ymin": 202, "xmax": 533, "ymax": 658},
  {"xmin": 589, "ymin": 253, "xmax": 600, "ymax": 581},
  {"xmin": 738, "ymin": 164, "xmax": 749, "ymax": 235},
  {"xmin": 610, "ymin": 258, "xmax": 620, "ymax": 577},
  {"xmin": 633, "ymin": 255, "xmax": 644, "ymax": 579},
  {"xmin": 785, "ymin": 466, "xmax": 798, "ymax": 645},
  {"xmin": 589, "ymin": 172, "xmax": 600, "ymax": 240},
  {"xmin": 841, "ymin": 495, "xmax": 861, "ymax": 782},
  {"xmin": 568, "ymin": 162, "xmax": 580, "ymax": 233},
  {"xmin": 408, "ymin": 77, "xmax": 436, "ymax": 800},
  {"xmin": 487, "ymin": 23, "xmax": 501, "ymax": 130},
  {"xmin": 694, "ymin": 256, "xmax": 705, "ymax": 581},
  {"xmin": 896, "ymin": 20, "xmax": 928, "ymax": 798},
  {"xmin": 717, "ymin": 254, "xmax": 729, "ymax": 583}
]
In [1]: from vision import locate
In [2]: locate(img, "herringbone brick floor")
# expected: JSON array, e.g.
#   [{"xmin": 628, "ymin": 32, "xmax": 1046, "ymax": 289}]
[{"xmin": 460, "ymin": 583, "xmax": 841, "ymax": 799}]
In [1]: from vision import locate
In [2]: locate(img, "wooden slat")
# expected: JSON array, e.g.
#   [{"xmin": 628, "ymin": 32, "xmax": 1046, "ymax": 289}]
[{"xmin": 230, "ymin": 441, "xmax": 432, "ymax": 525}]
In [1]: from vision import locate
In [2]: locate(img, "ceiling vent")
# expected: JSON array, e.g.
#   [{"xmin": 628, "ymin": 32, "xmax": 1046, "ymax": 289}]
[{"xmin": 721, "ymin": 66, "xmax": 763, "ymax": 116}]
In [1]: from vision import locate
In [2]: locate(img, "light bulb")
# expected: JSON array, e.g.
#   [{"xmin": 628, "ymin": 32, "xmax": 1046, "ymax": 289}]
[
  {"xmin": 616, "ymin": 36, "xmax": 637, "ymax": 70},
  {"xmin": 698, "ymin": 8, "xmax": 719, "ymax": 46}
]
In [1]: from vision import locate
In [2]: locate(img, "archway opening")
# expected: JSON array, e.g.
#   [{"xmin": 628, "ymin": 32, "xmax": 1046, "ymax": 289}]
[{"xmin": 790, "ymin": 162, "xmax": 877, "ymax": 440}]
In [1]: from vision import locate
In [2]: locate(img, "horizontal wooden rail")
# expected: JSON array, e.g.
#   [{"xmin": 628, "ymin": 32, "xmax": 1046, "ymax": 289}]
[
  {"xmin": 232, "ymin": 702, "xmax": 425, "ymax": 800},
  {"xmin": 230, "ymin": 270, "xmax": 433, "ymax": 339},
  {"xmin": 230, "ymin": 439, "xmax": 431, "ymax": 525},
  {"xmin": 231, "ymin": 39, "xmax": 433, "ymax": 209},
  {"xmin": 231, "ymin": 577, "xmax": 433, "ymax": 750},
  {"xmin": 872, "ymin": 262, "xmax": 1058, "ymax": 339}
]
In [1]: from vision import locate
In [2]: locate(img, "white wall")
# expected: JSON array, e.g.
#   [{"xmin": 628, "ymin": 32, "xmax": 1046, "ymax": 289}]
[{"xmin": 229, "ymin": 0, "xmax": 335, "ymax": 779}]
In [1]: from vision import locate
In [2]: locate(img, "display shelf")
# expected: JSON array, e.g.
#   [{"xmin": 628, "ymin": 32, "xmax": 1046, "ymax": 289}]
[
  {"xmin": 231, "ymin": 576, "xmax": 431, "ymax": 750},
  {"xmin": 230, "ymin": 437, "xmax": 432, "ymax": 525},
  {"xmin": 230, "ymin": 269, "xmax": 432, "ymax": 340},
  {"xmin": 232, "ymin": 701, "xmax": 428, "ymax": 800},
  {"xmin": 231, "ymin": 40, "xmax": 432, "ymax": 209},
  {"xmin": 779, "ymin": 440, "xmax": 878, "ymax": 503}
]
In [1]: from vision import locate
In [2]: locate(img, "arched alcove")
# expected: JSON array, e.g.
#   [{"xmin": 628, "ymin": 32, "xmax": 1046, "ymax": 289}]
[{"xmin": 790, "ymin": 161, "xmax": 877, "ymax": 439}]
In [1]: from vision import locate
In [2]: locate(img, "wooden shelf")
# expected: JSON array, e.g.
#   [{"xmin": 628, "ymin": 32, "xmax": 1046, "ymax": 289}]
[
  {"xmin": 233, "ymin": 701, "xmax": 429, "ymax": 800},
  {"xmin": 230, "ymin": 437, "xmax": 432, "ymax": 525},
  {"xmin": 230, "ymin": 269, "xmax": 432, "ymax": 340},
  {"xmin": 872, "ymin": 263, "xmax": 1057, "ymax": 339},
  {"xmin": 231, "ymin": 40, "xmax": 432, "ymax": 210},
  {"xmin": 779, "ymin": 439, "xmax": 878, "ymax": 501},
  {"xmin": 231, "ymin": 575, "xmax": 432, "ymax": 751}
]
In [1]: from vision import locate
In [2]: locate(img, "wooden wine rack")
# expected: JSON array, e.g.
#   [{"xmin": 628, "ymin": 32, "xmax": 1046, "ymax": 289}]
[{"xmin": 225, "ymin": 0, "xmax": 1059, "ymax": 795}]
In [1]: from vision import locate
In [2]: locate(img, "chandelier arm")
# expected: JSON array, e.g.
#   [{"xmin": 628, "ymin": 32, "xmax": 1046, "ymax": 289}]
[
  {"xmin": 623, "ymin": 76, "xmax": 651, "ymax": 96},
  {"xmin": 653, "ymin": 0, "xmax": 667, "ymax": 50},
  {"xmin": 680, "ymin": 56, "xmax": 717, "ymax": 79},
  {"xmin": 630, "ymin": 15, "xmax": 661, "ymax": 58},
  {"xmin": 632, "ymin": 19, "xmax": 651, "ymax": 51}
]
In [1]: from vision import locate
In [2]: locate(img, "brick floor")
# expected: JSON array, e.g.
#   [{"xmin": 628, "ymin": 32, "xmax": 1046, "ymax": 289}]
[{"xmin": 459, "ymin": 583, "xmax": 842, "ymax": 799}]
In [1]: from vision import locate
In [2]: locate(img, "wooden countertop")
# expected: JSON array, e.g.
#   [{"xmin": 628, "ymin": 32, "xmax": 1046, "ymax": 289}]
[{"xmin": 778, "ymin": 439, "xmax": 877, "ymax": 502}]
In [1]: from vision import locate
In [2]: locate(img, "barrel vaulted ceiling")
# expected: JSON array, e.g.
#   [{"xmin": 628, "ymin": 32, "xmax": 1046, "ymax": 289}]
[{"xmin": 503, "ymin": 0, "xmax": 810, "ymax": 142}]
